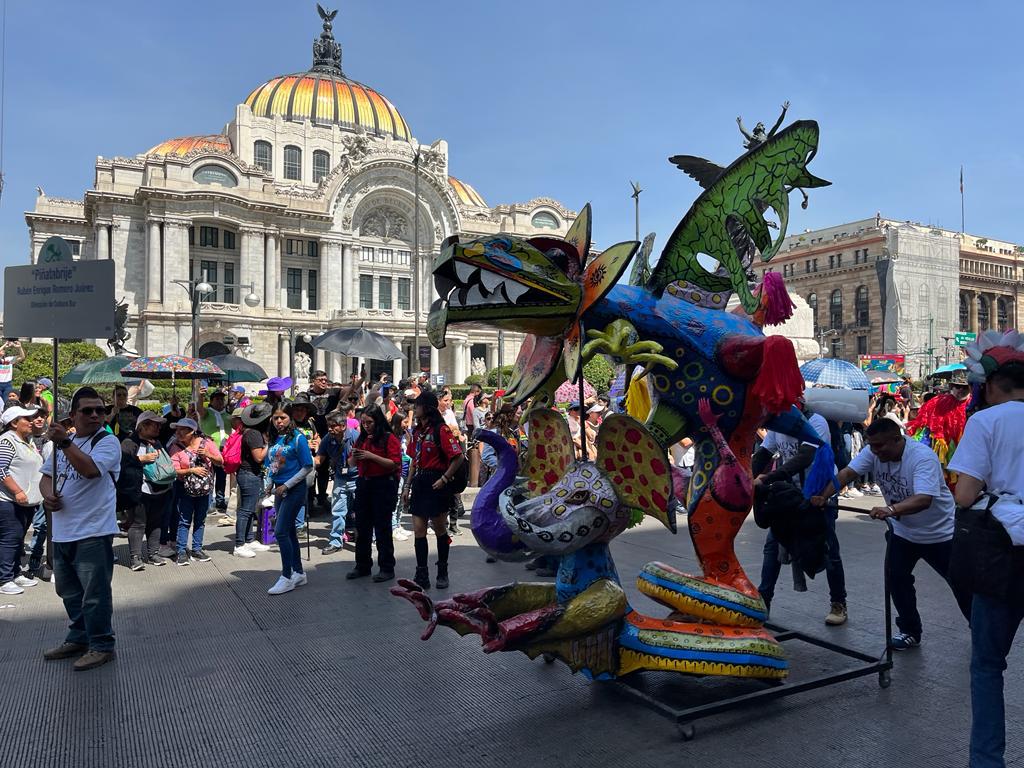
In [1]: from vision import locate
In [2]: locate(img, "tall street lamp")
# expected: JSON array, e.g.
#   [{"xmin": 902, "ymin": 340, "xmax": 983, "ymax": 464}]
[
  {"xmin": 817, "ymin": 327, "xmax": 840, "ymax": 359},
  {"xmin": 411, "ymin": 146, "xmax": 422, "ymax": 378}
]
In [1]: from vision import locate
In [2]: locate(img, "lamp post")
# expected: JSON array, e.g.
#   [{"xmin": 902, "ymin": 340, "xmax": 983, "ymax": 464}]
[
  {"xmin": 411, "ymin": 146, "xmax": 422, "ymax": 378},
  {"xmin": 817, "ymin": 327, "xmax": 840, "ymax": 359}
]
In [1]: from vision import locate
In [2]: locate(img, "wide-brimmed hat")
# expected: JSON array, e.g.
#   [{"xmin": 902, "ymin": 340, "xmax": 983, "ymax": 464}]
[
  {"xmin": 170, "ymin": 417, "xmax": 199, "ymax": 432},
  {"xmin": 258, "ymin": 376, "xmax": 292, "ymax": 395},
  {"xmin": 230, "ymin": 408, "xmax": 245, "ymax": 418},
  {"xmin": 241, "ymin": 402, "xmax": 272, "ymax": 426}
]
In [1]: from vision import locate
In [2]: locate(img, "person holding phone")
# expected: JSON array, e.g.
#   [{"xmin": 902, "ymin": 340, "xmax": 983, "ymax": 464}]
[
  {"xmin": 0, "ymin": 340, "xmax": 25, "ymax": 405},
  {"xmin": 168, "ymin": 418, "xmax": 223, "ymax": 566}
]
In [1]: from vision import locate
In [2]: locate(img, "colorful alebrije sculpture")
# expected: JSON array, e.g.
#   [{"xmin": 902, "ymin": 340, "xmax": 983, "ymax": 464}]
[{"xmin": 394, "ymin": 114, "xmax": 835, "ymax": 680}]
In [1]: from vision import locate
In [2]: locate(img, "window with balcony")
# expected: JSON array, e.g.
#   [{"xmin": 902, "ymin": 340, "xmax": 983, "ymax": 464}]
[
  {"xmin": 200, "ymin": 226, "xmax": 219, "ymax": 248},
  {"xmin": 378, "ymin": 276, "xmax": 392, "ymax": 309},
  {"xmin": 830, "ymin": 288, "xmax": 843, "ymax": 330},
  {"xmin": 223, "ymin": 263, "xmax": 235, "ymax": 304},
  {"xmin": 857, "ymin": 335, "xmax": 868, "ymax": 356},
  {"xmin": 313, "ymin": 150, "xmax": 330, "ymax": 183},
  {"xmin": 309, "ymin": 240, "xmax": 318, "ymax": 259},
  {"xmin": 979, "ymin": 295, "xmax": 990, "ymax": 331},
  {"xmin": 855, "ymin": 285, "xmax": 869, "ymax": 327},
  {"xmin": 283, "ymin": 145, "xmax": 301, "ymax": 181},
  {"xmin": 286, "ymin": 268, "xmax": 302, "ymax": 309},
  {"xmin": 398, "ymin": 278, "xmax": 411, "ymax": 310},
  {"xmin": 960, "ymin": 293, "xmax": 970, "ymax": 331},
  {"xmin": 998, "ymin": 297, "xmax": 1009, "ymax": 331},
  {"xmin": 308, "ymin": 270, "xmax": 318, "ymax": 311},
  {"xmin": 254, "ymin": 140, "xmax": 272, "ymax": 173},
  {"xmin": 359, "ymin": 275, "xmax": 373, "ymax": 308}
]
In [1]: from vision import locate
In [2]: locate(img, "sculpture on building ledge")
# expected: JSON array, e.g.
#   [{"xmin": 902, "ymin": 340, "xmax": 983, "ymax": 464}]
[
  {"xmin": 470, "ymin": 357, "xmax": 487, "ymax": 378},
  {"xmin": 293, "ymin": 350, "xmax": 311, "ymax": 384},
  {"xmin": 396, "ymin": 112, "xmax": 838, "ymax": 683}
]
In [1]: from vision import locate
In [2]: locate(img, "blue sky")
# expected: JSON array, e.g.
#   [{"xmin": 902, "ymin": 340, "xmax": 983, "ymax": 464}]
[{"xmin": 1, "ymin": 0, "xmax": 1020, "ymax": 276}]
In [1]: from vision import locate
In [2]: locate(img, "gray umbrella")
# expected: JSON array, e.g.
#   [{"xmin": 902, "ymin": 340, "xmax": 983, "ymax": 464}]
[
  {"xmin": 311, "ymin": 328, "xmax": 403, "ymax": 361},
  {"xmin": 204, "ymin": 354, "xmax": 269, "ymax": 384}
]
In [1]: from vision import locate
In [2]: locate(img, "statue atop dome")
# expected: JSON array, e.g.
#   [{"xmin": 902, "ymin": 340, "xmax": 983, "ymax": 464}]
[{"xmin": 312, "ymin": 4, "xmax": 343, "ymax": 75}]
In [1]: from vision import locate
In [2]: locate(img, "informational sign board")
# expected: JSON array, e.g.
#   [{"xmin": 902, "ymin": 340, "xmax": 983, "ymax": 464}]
[
  {"xmin": 4, "ymin": 260, "xmax": 116, "ymax": 339},
  {"xmin": 954, "ymin": 331, "xmax": 977, "ymax": 347},
  {"xmin": 431, "ymin": 373, "xmax": 446, "ymax": 386}
]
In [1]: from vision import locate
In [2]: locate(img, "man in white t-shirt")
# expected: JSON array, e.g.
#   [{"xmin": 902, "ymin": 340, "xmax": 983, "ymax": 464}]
[
  {"xmin": 948, "ymin": 360, "xmax": 1024, "ymax": 768},
  {"xmin": 39, "ymin": 386, "xmax": 121, "ymax": 672},
  {"xmin": 813, "ymin": 417, "xmax": 971, "ymax": 650}
]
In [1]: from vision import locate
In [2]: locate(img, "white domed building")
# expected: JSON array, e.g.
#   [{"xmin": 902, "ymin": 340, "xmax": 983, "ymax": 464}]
[{"xmin": 24, "ymin": 7, "xmax": 576, "ymax": 384}]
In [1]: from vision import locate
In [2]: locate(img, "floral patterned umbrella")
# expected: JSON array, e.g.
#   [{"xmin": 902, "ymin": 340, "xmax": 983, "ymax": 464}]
[
  {"xmin": 554, "ymin": 378, "xmax": 595, "ymax": 404},
  {"xmin": 120, "ymin": 354, "xmax": 224, "ymax": 381}
]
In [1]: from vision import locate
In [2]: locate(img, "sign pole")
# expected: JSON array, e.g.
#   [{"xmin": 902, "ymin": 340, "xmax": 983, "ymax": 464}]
[{"xmin": 46, "ymin": 337, "xmax": 58, "ymax": 573}]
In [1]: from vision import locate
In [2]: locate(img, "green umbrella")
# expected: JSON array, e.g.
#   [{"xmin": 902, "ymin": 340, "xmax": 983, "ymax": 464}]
[
  {"xmin": 63, "ymin": 355, "xmax": 137, "ymax": 384},
  {"xmin": 204, "ymin": 354, "xmax": 268, "ymax": 384}
]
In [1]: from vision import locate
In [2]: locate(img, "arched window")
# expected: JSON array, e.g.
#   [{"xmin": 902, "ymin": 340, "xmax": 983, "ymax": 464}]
[
  {"xmin": 855, "ymin": 285, "xmax": 869, "ymax": 327},
  {"xmin": 998, "ymin": 297, "xmax": 1009, "ymax": 331},
  {"xmin": 192, "ymin": 164, "xmax": 237, "ymax": 188},
  {"xmin": 830, "ymin": 288, "xmax": 843, "ymax": 330},
  {"xmin": 254, "ymin": 140, "xmax": 272, "ymax": 173},
  {"xmin": 531, "ymin": 211, "xmax": 559, "ymax": 229},
  {"xmin": 960, "ymin": 293, "xmax": 970, "ymax": 331},
  {"xmin": 806, "ymin": 293, "xmax": 818, "ymax": 333},
  {"xmin": 917, "ymin": 283, "xmax": 930, "ymax": 321},
  {"xmin": 979, "ymin": 295, "xmax": 990, "ymax": 331},
  {"xmin": 937, "ymin": 285, "xmax": 950, "ymax": 327},
  {"xmin": 283, "ymin": 145, "xmax": 302, "ymax": 181},
  {"xmin": 313, "ymin": 150, "xmax": 330, "ymax": 183}
]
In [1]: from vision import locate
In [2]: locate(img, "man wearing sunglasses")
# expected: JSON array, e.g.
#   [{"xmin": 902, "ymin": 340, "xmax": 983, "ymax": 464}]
[{"xmin": 39, "ymin": 387, "xmax": 121, "ymax": 672}]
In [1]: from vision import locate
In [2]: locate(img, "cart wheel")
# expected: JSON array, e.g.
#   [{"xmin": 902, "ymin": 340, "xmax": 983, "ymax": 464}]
[
  {"xmin": 878, "ymin": 670, "xmax": 891, "ymax": 689},
  {"xmin": 542, "ymin": 653, "xmax": 556, "ymax": 664},
  {"xmin": 678, "ymin": 723, "xmax": 696, "ymax": 741}
]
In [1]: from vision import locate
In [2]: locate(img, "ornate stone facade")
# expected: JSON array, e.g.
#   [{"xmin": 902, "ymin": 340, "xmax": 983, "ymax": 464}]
[{"xmin": 23, "ymin": 8, "xmax": 578, "ymax": 386}]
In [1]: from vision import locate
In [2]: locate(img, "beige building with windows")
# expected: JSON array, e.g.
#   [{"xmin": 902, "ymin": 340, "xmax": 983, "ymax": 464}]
[
  {"xmin": 23, "ymin": 8, "xmax": 576, "ymax": 384},
  {"xmin": 754, "ymin": 215, "xmax": 1024, "ymax": 376}
]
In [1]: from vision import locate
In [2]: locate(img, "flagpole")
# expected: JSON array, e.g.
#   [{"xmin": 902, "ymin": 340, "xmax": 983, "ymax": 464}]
[{"xmin": 960, "ymin": 165, "xmax": 965, "ymax": 233}]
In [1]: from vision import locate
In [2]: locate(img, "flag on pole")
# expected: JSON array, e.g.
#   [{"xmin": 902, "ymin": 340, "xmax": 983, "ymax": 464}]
[{"xmin": 960, "ymin": 165, "xmax": 964, "ymax": 194}]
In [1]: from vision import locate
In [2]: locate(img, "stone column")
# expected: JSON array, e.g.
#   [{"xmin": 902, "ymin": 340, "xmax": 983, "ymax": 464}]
[
  {"xmin": 969, "ymin": 290, "xmax": 979, "ymax": 333},
  {"xmin": 342, "ymin": 244, "xmax": 354, "ymax": 310},
  {"xmin": 328, "ymin": 351, "xmax": 342, "ymax": 382},
  {"xmin": 96, "ymin": 224, "xmax": 110, "ymax": 261},
  {"xmin": 487, "ymin": 343, "xmax": 498, "ymax": 371},
  {"xmin": 278, "ymin": 336, "xmax": 290, "ymax": 378},
  {"xmin": 392, "ymin": 341, "xmax": 403, "ymax": 382},
  {"xmin": 145, "ymin": 219, "xmax": 162, "ymax": 307},
  {"xmin": 163, "ymin": 221, "xmax": 190, "ymax": 310},
  {"xmin": 314, "ymin": 348, "xmax": 325, "ymax": 373},
  {"xmin": 322, "ymin": 241, "xmax": 342, "ymax": 317},
  {"xmin": 239, "ymin": 228, "xmax": 260, "ymax": 306},
  {"xmin": 429, "ymin": 346, "xmax": 439, "ymax": 376},
  {"xmin": 264, "ymin": 232, "xmax": 279, "ymax": 310}
]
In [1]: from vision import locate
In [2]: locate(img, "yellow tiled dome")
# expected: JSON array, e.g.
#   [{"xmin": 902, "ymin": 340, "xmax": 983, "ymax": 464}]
[
  {"xmin": 448, "ymin": 176, "xmax": 487, "ymax": 208},
  {"xmin": 146, "ymin": 134, "xmax": 232, "ymax": 157},
  {"xmin": 244, "ymin": 74, "xmax": 410, "ymax": 141}
]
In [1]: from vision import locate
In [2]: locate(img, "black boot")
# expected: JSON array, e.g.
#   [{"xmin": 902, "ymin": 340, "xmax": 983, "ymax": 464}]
[
  {"xmin": 414, "ymin": 566, "xmax": 431, "ymax": 589},
  {"xmin": 436, "ymin": 562, "xmax": 449, "ymax": 590}
]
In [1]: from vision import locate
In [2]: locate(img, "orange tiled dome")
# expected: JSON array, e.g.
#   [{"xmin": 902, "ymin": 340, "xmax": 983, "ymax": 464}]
[
  {"xmin": 244, "ymin": 73, "xmax": 410, "ymax": 141},
  {"xmin": 448, "ymin": 176, "xmax": 487, "ymax": 208},
  {"xmin": 146, "ymin": 134, "xmax": 232, "ymax": 157}
]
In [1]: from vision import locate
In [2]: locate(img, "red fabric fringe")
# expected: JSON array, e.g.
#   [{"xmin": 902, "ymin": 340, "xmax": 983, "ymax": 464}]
[
  {"xmin": 758, "ymin": 272, "xmax": 796, "ymax": 326},
  {"xmin": 750, "ymin": 336, "xmax": 804, "ymax": 415},
  {"xmin": 905, "ymin": 393, "xmax": 967, "ymax": 443}
]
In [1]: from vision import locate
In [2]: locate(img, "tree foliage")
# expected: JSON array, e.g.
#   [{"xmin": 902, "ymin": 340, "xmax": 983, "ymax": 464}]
[
  {"xmin": 583, "ymin": 355, "xmax": 616, "ymax": 394},
  {"xmin": 486, "ymin": 365, "xmax": 515, "ymax": 387},
  {"xmin": 13, "ymin": 341, "xmax": 107, "ymax": 385}
]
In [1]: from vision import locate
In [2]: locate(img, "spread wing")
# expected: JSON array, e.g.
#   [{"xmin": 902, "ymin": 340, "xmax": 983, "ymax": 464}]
[{"xmin": 667, "ymin": 155, "xmax": 726, "ymax": 190}]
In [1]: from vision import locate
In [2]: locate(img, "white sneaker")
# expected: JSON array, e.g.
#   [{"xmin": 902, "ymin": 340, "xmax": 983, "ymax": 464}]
[
  {"xmin": 261, "ymin": 496, "xmax": 275, "ymax": 508},
  {"xmin": 0, "ymin": 581, "xmax": 24, "ymax": 595},
  {"xmin": 232, "ymin": 544, "xmax": 256, "ymax": 559},
  {"xmin": 869, "ymin": 484, "xmax": 882, "ymax": 495},
  {"xmin": 393, "ymin": 527, "xmax": 411, "ymax": 541},
  {"xmin": 13, "ymin": 575, "xmax": 38, "ymax": 587},
  {"xmin": 267, "ymin": 576, "xmax": 295, "ymax": 595},
  {"xmin": 845, "ymin": 487, "xmax": 864, "ymax": 498},
  {"xmin": 290, "ymin": 572, "xmax": 307, "ymax": 587},
  {"xmin": 247, "ymin": 541, "xmax": 270, "ymax": 552}
]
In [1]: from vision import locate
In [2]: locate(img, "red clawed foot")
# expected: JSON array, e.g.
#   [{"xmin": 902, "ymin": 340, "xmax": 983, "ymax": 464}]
[{"xmin": 390, "ymin": 579, "xmax": 435, "ymax": 623}]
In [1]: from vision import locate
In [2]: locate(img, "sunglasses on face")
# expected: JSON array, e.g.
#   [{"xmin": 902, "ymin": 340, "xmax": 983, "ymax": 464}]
[{"xmin": 77, "ymin": 407, "xmax": 104, "ymax": 416}]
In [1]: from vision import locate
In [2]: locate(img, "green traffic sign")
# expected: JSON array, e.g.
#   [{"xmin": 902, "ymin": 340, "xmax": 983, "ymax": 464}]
[{"xmin": 954, "ymin": 332, "xmax": 977, "ymax": 346}]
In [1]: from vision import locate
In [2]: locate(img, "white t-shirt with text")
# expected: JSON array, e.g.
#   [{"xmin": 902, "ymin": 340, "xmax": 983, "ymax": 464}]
[
  {"xmin": 948, "ymin": 401, "xmax": 1024, "ymax": 497},
  {"xmin": 41, "ymin": 430, "xmax": 121, "ymax": 543},
  {"xmin": 0, "ymin": 355, "xmax": 15, "ymax": 384},
  {"xmin": 761, "ymin": 412, "xmax": 830, "ymax": 487},
  {"xmin": 847, "ymin": 437, "xmax": 954, "ymax": 544}
]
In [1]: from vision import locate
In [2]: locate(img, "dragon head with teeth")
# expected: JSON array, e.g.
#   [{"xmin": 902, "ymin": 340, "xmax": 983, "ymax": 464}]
[{"xmin": 427, "ymin": 234, "xmax": 584, "ymax": 348}]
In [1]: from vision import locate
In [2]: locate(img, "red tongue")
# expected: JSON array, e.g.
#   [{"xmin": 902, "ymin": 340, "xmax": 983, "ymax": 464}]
[{"xmin": 718, "ymin": 335, "xmax": 764, "ymax": 380}]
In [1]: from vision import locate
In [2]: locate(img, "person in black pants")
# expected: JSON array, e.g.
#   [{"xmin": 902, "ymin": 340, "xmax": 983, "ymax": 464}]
[{"xmin": 346, "ymin": 405, "xmax": 402, "ymax": 583}]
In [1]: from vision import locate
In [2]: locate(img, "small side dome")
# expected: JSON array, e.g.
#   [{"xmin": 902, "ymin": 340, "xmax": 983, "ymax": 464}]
[
  {"xmin": 146, "ymin": 134, "xmax": 232, "ymax": 157},
  {"xmin": 448, "ymin": 176, "xmax": 487, "ymax": 208}
]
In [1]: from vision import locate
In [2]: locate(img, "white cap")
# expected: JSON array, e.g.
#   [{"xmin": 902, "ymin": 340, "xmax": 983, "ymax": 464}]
[
  {"xmin": 2, "ymin": 405, "xmax": 40, "ymax": 426},
  {"xmin": 587, "ymin": 403, "xmax": 605, "ymax": 414}
]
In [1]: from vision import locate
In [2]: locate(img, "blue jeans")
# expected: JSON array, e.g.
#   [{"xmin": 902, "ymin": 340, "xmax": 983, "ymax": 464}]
[
  {"xmin": 211, "ymin": 465, "xmax": 227, "ymax": 510},
  {"xmin": 0, "ymin": 500, "xmax": 33, "ymax": 583},
  {"xmin": 392, "ymin": 474, "xmax": 406, "ymax": 529},
  {"xmin": 53, "ymin": 535, "xmax": 115, "ymax": 652},
  {"xmin": 759, "ymin": 503, "xmax": 846, "ymax": 604},
  {"xmin": 176, "ymin": 490, "xmax": 209, "ymax": 553},
  {"xmin": 0, "ymin": 381, "xmax": 12, "ymax": 404},
  {"xmin": 234, "ymin": 469, "xmax": 262, "ymax": 547},
  {"xmin": 273, "ymin": 485, "xmax": 305, "ymax": 578},
  {"xmin": 970, "ymin": 593, "xmax": 1024, "ymax": 767},
  {"xmin": 329, "ymin": 477, "xmax": 357, "ymax": 547}
]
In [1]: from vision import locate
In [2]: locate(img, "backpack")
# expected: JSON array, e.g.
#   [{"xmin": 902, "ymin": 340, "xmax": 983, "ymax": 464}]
[
  {"xmin": 222, "ymin": 430, "xmax": 243, "ymax": 474},
  {"xmin": 116, "ymin": 435, "xmax": 145, "ymax": 508},
  {"xmin": 433, "ymin": 423, "xmax": 469, "ymax": 495}
]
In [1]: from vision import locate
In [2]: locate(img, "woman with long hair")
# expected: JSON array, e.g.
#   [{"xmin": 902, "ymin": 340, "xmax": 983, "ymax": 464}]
[
  {"xmin": 17, "ymin": 381, "xmax": 38, "ymax": 409},
  {"xmin": 232, "ymin": 403, "xmax": 271, "ymax": 558},
  {"xmin": 0, "ymin": 405, "xmax": 43, "ymax": 595},
  {"xmin": 402, "ymin": 391, "xmax": 464, "ymax": 589},
  {"xmin": 346, "ymin": 404, "xmax": 401, "ymax": 582},
  {"xmin": 265, "ymin": 404, "xmax": 313, "ymax": 595},
  {"xmin": 438, "ymin": 387, "xmax": 467, "ymax": 536}
]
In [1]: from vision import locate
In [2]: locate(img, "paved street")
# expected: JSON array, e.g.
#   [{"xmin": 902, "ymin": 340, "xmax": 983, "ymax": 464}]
[{"xmin": 1, "ymin": 492, "xmax": 1018, "ymax": 768}]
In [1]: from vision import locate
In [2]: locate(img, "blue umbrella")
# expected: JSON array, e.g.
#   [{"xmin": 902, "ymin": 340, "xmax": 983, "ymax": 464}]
[
  {"xmin": 799, "ymin": 358, "xmax": 871, "ymax": 390},
  {"xmin": 931, "ymin": 363, "xmax": 966, "ymax": 377}
]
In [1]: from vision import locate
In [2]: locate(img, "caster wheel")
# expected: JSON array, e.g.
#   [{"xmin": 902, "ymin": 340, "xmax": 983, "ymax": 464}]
[
  {"xmin": 542, "ymin": 653, "xmax": 556, "ymax": 664},
  {"xmin": 878, "ymin": 670, "xmax": 891, "ymax": 689},
  {"xmin": 678, "ymin": 723, "xmax": 696, "ymax": 741}
]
